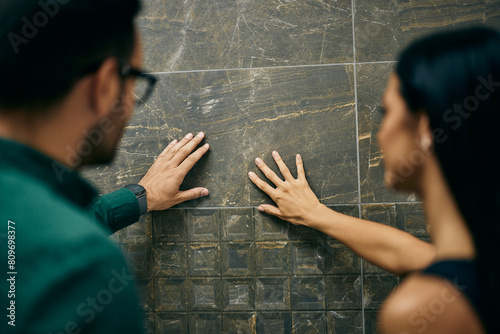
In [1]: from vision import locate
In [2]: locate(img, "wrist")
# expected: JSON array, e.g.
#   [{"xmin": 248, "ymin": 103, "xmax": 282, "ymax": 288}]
[
  {"xmin": 124, "ymin": 184, "xmax": 148, "ymax": 215},
  {"xmin": 302, "ymin": 203, "xmax": 329, "ymax": 229}
]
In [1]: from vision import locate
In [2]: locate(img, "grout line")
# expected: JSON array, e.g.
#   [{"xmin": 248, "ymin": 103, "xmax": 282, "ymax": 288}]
[
  {"xmin": 166, "ymin": 200, "xmax": 421, "ymax": 211},
  {"xmin": 349, "ymin": 0, "xmax": 366, "ymax": 332},
  {"xmin": 146, "ymin": 60, "xmax": 397, "ymax": 75}
]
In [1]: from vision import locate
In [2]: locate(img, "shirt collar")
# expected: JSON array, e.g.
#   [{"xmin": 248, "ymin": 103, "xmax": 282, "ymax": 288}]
[{"xmin": 0, "ymin": 138, "xmax": 98, "ymax": 208}]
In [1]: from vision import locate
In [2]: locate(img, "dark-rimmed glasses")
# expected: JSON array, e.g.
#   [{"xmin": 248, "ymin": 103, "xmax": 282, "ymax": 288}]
[{"xmin": 120, "ymin": 64, "xmax": 158, "ymax": 106}]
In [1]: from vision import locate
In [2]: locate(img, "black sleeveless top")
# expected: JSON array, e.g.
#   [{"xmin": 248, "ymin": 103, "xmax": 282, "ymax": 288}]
[{"xmin": 420, "ymin": 259, "xmax": 487, "ymax": 331}]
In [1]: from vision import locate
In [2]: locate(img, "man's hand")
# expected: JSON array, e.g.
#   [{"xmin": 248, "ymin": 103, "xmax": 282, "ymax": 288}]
[{"xmin": 138, "ymin": 132, "xmax": 210, "ymax": 211}]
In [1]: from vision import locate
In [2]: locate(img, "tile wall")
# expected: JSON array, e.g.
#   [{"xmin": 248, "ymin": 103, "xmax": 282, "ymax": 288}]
[{"xmin": 83, "ymin": 0, "xmax": 500, "ymax": 333}]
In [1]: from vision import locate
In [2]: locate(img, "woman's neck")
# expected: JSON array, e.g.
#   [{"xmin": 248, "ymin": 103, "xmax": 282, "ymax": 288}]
[{"xmin": 419, "ymin": 156, "xmax": 476, "ymax": 261}]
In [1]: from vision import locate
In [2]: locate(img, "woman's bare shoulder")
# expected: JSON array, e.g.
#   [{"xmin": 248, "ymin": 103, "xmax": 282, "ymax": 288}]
[{"xmin": 377, "ymin": 274, "xmax": 484, "ymax": 334}]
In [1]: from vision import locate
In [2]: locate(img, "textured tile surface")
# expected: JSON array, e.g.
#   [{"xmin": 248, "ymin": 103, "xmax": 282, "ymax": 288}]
[
  {"xmin": 354, "ymin": 0, "xmax": 500, "ymax": 63},
  {"xmin": 138, "ymin": 0, "xmax": 353, "ymax": 72}
]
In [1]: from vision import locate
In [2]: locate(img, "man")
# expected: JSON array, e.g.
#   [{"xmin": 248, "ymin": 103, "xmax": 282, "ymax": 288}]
[{"xmin": 0, "ymin": 0, "xmax": 209, "ymax": 333}]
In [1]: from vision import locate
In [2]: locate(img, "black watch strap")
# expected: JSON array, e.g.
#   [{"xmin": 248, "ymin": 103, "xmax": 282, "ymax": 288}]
[{"xmin": 124, "ymin": 184, "xmax": 148, "ymax": 215}]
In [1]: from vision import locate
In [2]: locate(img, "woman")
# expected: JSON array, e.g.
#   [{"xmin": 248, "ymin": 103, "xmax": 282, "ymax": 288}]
[{"xmin": 248, "ymin": 26, "xmax": 499, "ymax": 333}]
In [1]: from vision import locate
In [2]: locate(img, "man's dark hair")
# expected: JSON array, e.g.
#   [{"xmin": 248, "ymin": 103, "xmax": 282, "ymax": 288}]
[{"xmin": 0, "ymin": 0, "xmax": 141, "ymax": 112}]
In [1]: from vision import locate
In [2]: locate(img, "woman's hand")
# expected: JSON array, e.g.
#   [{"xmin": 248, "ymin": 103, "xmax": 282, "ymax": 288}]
[
  {"xmin": 139, "ymin": 132, "xmax": 210, "ymax": 211},
  {"xmin": 248, "ymin": 151, "xmax": 324, "ymax": 226}
]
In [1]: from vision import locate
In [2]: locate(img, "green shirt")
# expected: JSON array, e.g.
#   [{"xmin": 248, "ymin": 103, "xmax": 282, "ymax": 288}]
[{"xmin": 0, "ymin": 138, "xmax": 145, "ymax": 334}]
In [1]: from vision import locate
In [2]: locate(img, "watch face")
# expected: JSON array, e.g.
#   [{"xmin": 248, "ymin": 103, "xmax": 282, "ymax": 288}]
[{"xmin": 127, "ymin": 184, "xmax": 146, "ymax": 196}]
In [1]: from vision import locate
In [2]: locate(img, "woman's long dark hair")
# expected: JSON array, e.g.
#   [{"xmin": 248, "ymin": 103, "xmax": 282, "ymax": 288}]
[{"xmin": 396, "ymin": 26, "xmax": 500, "ymax": 332}]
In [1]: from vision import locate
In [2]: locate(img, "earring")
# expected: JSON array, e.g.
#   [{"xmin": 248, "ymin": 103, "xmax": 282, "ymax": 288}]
[{"xmin": 421, "ymin": 137, "xmax": 433, "ymax": 153}]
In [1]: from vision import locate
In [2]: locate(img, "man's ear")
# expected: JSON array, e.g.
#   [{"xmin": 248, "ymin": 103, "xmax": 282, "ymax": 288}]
[{"xmin": 89, "ymin": 57, "xmax": 120, "ymax": 119}]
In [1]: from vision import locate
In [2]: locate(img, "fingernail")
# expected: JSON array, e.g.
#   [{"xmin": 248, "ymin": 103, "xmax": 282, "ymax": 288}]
[
  {"xmin": 255, "ymin": 158, "xmax": 263, "ymax": 164},
  {"xmin": 257, "ymin": 206, "xmax": 265, "ymax": 212},
  {"xmin": 197, "ymin": 132, "xmax": 205, "ymax": 137},
  {"xmin": 272, "ymin": 151, "xmax": 279, "ymax": 157},
  {"xmin": 185, "ymin": 133, "xmax": 193, "ymax": 139},
  {"xmin": 201, "ymin": 189, "xmax": 209, "ymax": 196},
  {"xmin": 248, "ymin": 171, "xmax": 255, "ymax": 178},
  {"xmin": 203, "ymin": 143, "xmax": 210, "ymax": 148},
  {"xmin": 171, "ymin": 139, "xmax": 178, "ymax": 145},
  {"xmin": 297, "ymin": 154, "xmax": 302, "ymax": 162}
]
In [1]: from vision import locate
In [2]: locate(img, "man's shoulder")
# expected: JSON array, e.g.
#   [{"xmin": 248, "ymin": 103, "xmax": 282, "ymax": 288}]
[{"xmin": 0, "ymin": 169, "xmax": 112, "ymax": 251}]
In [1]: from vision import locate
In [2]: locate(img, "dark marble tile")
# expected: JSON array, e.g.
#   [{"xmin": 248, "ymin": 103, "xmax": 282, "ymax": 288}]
[
  {"xmin": 288, "ymin": 224, "xmax": 324, "ymax": 242},
  {"xmin": 186, "ymin": 209, "xmax": 219, "ymax": 242},
  {"xmin": 188, "ymin": 278, "xmax": 223, "ymax": 310},
  {"xmin": 363, "ymin": 275, "xmax": 400, "ymax": 309},
  {"xmin": 222, "ymin": 312, "xmax": 257, "ymax": 334},
  {"xmin": 361, "ymin": 204, "xmax": 400, "ymax": 229},
  {"xmin": 114, "ymin": 214, "xmax": 152, "ymax": 244},
  {"xmin": 152, "ymin": 210, "xmax": 187, "ymax": 243},
  {"xmin": 221, "ymin": 242, "xmax": 255, "ymax": 276},
  {"xmin": 354, "ymin": 0, "xmax": 499, "ymax": 63},
  {"xmin": 142, "ymin": 312, "xmax": 155, "ymax": 334},
  {"xmin": 356, "ymin": 62, "xmax": 420, "ymax": 203},
  {"xmin": 189, "ymin": 313, "xmax": 222, "ymax": 334},
  {"xmin": 255, "ymin": 212, "xmax": 289, "ymax": 241},
  {"xmin": 135, "ymin": 278, "xmax": 153, "ymax": 312},
  {"xmin": 324, "ymin": 241, "xmax": 360, "ymax": 275},
  {"xmin": 256, "ymin": 312, "xmax": 292, "ymax": 334},
  {"xmin": 220, "ymin": 208, "xmax": 254, "ymax": 241},
  {"xmin": 120, "ymin": 244, "xmax": 151, "ymax": 278},
  {"xmin": 155, "ymin": 278, "xmax": 188, "ymax": 312},
  {"xmin": 325, "ymin": 275, "xmax": 362, "ymax": 309},
  {"xmin": 255, "ymin": 242, "xmax": 290, "ymax": 275},
  {"xmin": 364, "ymin": 310, "xmax": 381, "ymax": 334},
  {"xmin": 83, "ymin": 65, "xmax": 358, "ymax": 207},
  {"xmin": 222, "ymin": 278, "xmax": 256, "ymax": 310},
  {"xmin": 396, "ymin": 203, "xmax": 428, "ymax": 238},
  {"xmin": 153, "ymin": 243, "xmax": 187, "ymax": 277},
  {"xmin": 291, "ymin": 276, "xmax": 325, "ymax": 310},
  {"xmin": 138, "ymin": 0, "xmax": 353, "ymax": 72},
  {"xmin": 155, "ymin": 313, "xmax": 188, "ymax": 333},
  {"xmin": 326, "ymin": 311, "xmax": 363, "ymax": 334},
  {"xmin": 292, "ymin": 312, "xmax": 327, "ymax": 334},
  {"xmin": 256, "ymin": 277, "xmax": 290, "ymax": 310},
  {"xmin": 291, "ymin": 242, "xmax": 325, "ymax": 275},
  {"xmin": 188, "ymin": 243, "xmax": 221, "ymax": 276}
]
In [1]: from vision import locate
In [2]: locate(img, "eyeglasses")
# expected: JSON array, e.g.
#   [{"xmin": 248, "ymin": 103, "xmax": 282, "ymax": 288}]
[{"xmin": 120, "ymin": 65, "xmax": 158, "ymax": 106}]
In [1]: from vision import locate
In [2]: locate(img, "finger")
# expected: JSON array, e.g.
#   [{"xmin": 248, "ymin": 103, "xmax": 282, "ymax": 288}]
[
  {"xmin": 158, "ymin": 139, "xmax": 179, "ymax": 159},
  {"xmin": 248, "ymin": 171, "xmax": 276, "ymax": 196},
  {"xmin": 171, "ymin": 132, "xmax": 206, "ymax": 165},
  {"xmin": 254, "ymin": 157, "xmax": 283, "ymax": 186},
  {"xmin": 296, "ymin": 154, "xmax": 306, "ymax": 180},
  {"xmin": 176, "ymin": 187, "xmax": 210, "ymax": 204},
  {"xmin": 257, "ymin": 204, "xmax": 282, "ymax": 217},
  {"xmin": 178, "ymin": 143, "xmax": 210, "ymax": 172},
  {"xmin": 162, "ymin": 132, "xmax": 194, "ymax": 159},
  {"xmin": 272, "ymin": 151, "xmax": 294, "ymax": 181}
]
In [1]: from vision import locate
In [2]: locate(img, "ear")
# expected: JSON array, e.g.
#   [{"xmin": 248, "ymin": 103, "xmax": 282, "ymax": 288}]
[
  {"xmin": 89, "ymin": 57, "xmax": 120, "ymax": 119},
  {"xmin": 416, "ymin": 111, "xmax": 434, "ymax": 150}
]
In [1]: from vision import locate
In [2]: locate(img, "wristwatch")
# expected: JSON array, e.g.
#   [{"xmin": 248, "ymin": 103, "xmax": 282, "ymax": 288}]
[{"xmin": 124, "ymin": 184, "xmax": 148, "ymax": 215}]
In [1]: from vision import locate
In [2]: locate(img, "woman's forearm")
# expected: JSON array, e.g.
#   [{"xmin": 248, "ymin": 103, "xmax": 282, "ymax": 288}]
[{"xmin": 307, "ymin": 204, "xmax": 435, "ymax": 276}]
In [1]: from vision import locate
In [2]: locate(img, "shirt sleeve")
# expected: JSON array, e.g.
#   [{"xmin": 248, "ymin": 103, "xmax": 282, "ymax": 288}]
[
  {"xmin": 89, "ymin": 188, "xmax": 141, "ymax": 233},
  {"xmin": 16, "ymin": 238, "xmax": 145, "ymax": 334}
]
